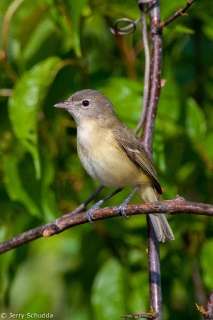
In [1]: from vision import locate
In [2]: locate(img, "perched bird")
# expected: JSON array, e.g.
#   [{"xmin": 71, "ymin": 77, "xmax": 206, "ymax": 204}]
[{"xmin": 55, "ymin": 89, "xmax": 174, "ymax": 242}]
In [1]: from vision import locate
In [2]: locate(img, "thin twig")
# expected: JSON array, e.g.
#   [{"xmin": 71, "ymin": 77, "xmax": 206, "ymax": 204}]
[
  {"xmin": 134, "ymin": 3, "xmax": 150, "ymax": 134},
  {"xmin": 121, "ymin": 314, "xmax": 153, "ymax": 319},
  {"xmin": 0, "ymin": 0, "xmax": 24, "ymax": 82},
  {"xmin": 159, "ymin": 0, "xmax": 196, "ymax": 29},
  {"xmin": 121, "ymin": 305, "xmax": 157, "ymax": 318},
  {"xmin": 1, "ymin": 197, "xmax": 213, "ymax": 254},
  {"xmin": 1, "ymin": 0, "xmax": 24, "ymax": 53},
  {"xmin": 57, "ymin": 185, "xmax": 104, "ymax": 217},
  {"xmin": 196, "ymin": 290, "xmax": 213, "ymax": 320}
]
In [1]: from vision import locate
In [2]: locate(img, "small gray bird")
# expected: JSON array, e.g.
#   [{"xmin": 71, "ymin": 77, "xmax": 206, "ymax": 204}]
[{"xmin": 55, "ymin": 89, "xmax": 174, "ymax": 242}]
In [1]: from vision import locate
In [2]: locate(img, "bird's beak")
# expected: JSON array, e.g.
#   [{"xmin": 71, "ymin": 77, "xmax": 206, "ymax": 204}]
[{"xmin": 54, "ymin": 101, "xmax": 67, "ymax": 108}]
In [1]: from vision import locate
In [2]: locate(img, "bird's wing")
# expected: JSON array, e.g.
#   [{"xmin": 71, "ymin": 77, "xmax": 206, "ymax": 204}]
[{"xmin": 112, "ymin": 122, "xmax": 162, "ymax": 195}]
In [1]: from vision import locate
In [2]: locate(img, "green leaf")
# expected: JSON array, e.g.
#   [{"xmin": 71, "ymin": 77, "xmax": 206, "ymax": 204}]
[
  {"xmin": 91, "ymin": 258, "xmax": 126, "ymax": 320},
  {"xmin": 153, "ymin": 130, "xmax": 166, "ymax": 173},
  {"xmin": 159, "ymin": 64, "xmax": 181, "ymax": 121},
  {"xmin": 185, "ymin": 97, "xmax": 206, "ymax": 140},
  {"xmin": 203, "ymin": 24, "xmax": 213, "ymax": 41},
  {"xmin": 202, "ymin": 133, "xmax": 213, "ymax": 160},
  {"xmin": 98, "ymin": 78, "xmax": 142, "ymax": 130},
  {"xmin": 8, "ymin": 56, "xmax": 61, "ymax": 179},
  {"xmin": 127, "ymin": 272, "xmax": 149, "ymax": 313},
  {"xmin": 0, "ymin": 248, "xmax": 14, "ymax": 297},
  {"xmin": 70, "ymin": 0, "xmax": 88, "ymax": 57},
  {"xmin": 176, "ymin": 162, "xmax": 196, "ymax": 183},
  {"xmin": 40, "ymin": 149, "xmax": 59, "ymax": 220},
  {"xmin": 2, "ymin": 153, "xmax": 41, "ymax": 218},
  {"xmin": 175, "ymin": 24, "xmax": 195, "ymax": 35},
  {"xmin": 18, "ymin": 4, "xmax": 50, "ymax": 48}
]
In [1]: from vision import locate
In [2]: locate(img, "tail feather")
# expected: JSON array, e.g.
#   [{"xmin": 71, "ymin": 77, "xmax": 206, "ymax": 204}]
[
  {"xmin": 138, "ymin": 185, "xmax": 174, "ymax": 242},
  {"xmin": 148, "ymin": 213, "xmax": 174, "ymax": 242}
]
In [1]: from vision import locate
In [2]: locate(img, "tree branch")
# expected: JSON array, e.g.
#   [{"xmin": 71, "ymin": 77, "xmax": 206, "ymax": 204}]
[
  {"xmin": 141, "ymin": 2, "xmax": 162, "ymax": 155},
  {"xmin": 138, "ymin": 1, "xmax": 163, "ymax": 319},
  {"xmin": 205, "ymin": 290, "xmax": 213, "ymax": 320},
  {"xmin": 121, "ymin": 313, "xmax": 154, "ymax": 319},
  {"xmin": 196, "ymin": 289, "xmax": 213, "ymax": 319},
  {"xmin": 1, "ymin": 196, "xmax": 213, "ymax": 255},
  {"xmin": 159, "ymin": 0, "xmax": 196, "ymax": 30}
]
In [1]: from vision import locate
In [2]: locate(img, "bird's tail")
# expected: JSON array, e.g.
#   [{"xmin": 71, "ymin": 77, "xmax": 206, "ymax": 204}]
[{"xmin": 138, "ymin": 185, "xmax": 174, "ymax": 242}]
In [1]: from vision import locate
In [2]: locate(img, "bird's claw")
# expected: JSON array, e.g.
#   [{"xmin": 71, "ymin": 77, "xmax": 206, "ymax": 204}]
[
  {"xmin": 86, "ymin": 209, "xmax": 95, "ymax": 223},
  {"xmin": 119, "ymin": 202, "xmax": 129, "ymax": 220},
  {"xmin": 86, "ymin": 200, "xmax": 103, "ymax": 223},
  {"xmin": 118, "ymin": 186, "xmax": 139, "ymax": 219}
]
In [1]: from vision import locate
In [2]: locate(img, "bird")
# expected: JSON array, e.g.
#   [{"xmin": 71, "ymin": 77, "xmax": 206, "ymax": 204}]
[{"xmin": 54, "ymin": 89, "xmax": 174, "ymax": 242}]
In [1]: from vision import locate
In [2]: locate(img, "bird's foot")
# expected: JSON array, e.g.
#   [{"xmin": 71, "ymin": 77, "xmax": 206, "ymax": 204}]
[
  {"xmin": 119, "ymin": 199, "xmax": 129, "ymax": 220},
  {"xmin": 118, "ymin": 186, "xmax": 140, "ymax": 219},
  {"xmin": 86, "ymin": 199, "xmax": 104, "ymax": 222}
]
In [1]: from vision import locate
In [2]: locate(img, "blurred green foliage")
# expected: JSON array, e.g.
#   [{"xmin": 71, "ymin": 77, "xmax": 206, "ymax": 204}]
[{"xmin": 0, "ymin": 0, "xmax": 213, "ymax": 319}]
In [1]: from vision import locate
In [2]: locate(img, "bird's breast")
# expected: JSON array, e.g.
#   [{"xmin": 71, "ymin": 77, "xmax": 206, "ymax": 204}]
[{"xmin": 76, "ymin": 121, "xmax": 151, "ymax": 188}]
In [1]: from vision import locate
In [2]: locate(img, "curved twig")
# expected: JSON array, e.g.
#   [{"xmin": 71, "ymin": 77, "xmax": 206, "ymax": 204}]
[
  {"xmin": 110, "ymin": 17, "xmax": 141, "ymax": 36},
  {"xmin": 134, "ymin": 3, "xmax": 151, "ymax": 134}
]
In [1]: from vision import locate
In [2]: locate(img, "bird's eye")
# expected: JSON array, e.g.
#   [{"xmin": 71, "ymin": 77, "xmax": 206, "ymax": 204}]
[{"xmin": 82, "ymin": 100, "xmax": 90, "ymax": 107}]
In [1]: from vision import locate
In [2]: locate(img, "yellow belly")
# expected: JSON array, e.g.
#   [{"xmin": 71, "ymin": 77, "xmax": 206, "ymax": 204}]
[{"xmin": 77, "ymin": 125, "xmax": 151, "ymax": 188}]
